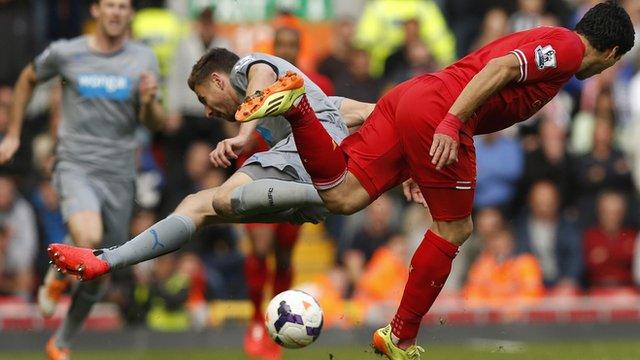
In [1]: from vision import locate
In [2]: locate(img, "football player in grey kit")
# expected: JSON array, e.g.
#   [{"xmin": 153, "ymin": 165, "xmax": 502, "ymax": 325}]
[
  {"xmin": 46, "ymin": 48, "xmax": 376, "ymax": 283},
  {"xmin": 0, "ymin": 0, "xmax": 164, "ymax": 358}
]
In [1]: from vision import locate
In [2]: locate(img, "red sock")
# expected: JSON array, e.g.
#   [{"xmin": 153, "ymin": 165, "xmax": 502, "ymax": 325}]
[
  {"xmin": 273, "ymin": 223, "xmax": 298, "ymax": 295},
  {"xmin": 244, "ymin": 254, "xmax": 268, "ymax": 322},
  {"xmin": 285, "ymin": 95, "xmax": 348, "ymax": 189},
  {"xmin": 391, "ymin": 230, "xmax": 459, "ymax": 344},
  {"xmin": 273, "ymin": 266, "xmax": 293, "ymax": 296}
]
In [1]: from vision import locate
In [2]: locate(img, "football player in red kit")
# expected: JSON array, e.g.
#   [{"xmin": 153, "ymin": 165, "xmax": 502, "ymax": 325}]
[{"xmin": 234, "ymin": 2, "xmax": 635, "ymax": 358}]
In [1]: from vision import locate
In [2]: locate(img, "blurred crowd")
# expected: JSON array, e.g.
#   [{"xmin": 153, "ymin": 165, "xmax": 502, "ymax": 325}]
[{"xmin": 1, "ymin": 0, "xmax": 640, "ymax": 330}]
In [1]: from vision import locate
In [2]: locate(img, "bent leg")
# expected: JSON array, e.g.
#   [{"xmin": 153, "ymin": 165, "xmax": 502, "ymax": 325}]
[{"xmin": 282, "ymin": 94, "xmax": 409, "ymax": 215}]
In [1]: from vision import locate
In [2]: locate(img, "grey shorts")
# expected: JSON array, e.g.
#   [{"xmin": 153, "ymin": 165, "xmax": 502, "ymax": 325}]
[
  {"xmin": 53, "ymin": 161, "xmax": 135, "ymax": 248},
  {"xmin": 237, "ymin": 145, "xmax": 329, "ymax": 224}
]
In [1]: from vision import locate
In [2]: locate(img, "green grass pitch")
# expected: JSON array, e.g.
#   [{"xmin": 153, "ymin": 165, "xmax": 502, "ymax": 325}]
[{"xmin": 4, "ymin": 340, "xmax": 640, "ymax": 360}]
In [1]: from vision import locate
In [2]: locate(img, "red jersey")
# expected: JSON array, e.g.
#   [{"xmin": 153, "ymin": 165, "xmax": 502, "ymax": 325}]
[
  {"xmin": 583, "ymin": 227, "xmax": 638, "ymax": 288},
  {"xmin": 432, "ymin": 26, "xmax": 585, "ymax": 138}
]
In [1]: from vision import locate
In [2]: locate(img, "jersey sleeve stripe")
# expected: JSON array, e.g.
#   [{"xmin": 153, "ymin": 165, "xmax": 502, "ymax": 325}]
[
  {"xmin": 514, "ymin": 49, "xmax": 528, "ymax": 82},
  {"xmin": 510, "ymin": 50, "xmax": 526, "ymax": 83}
]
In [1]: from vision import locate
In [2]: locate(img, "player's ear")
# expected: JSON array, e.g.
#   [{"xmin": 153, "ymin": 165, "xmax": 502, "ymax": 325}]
[
  {"xmin": 209, "ymin": 72, "xmax": 223, "ymax": 90},
  {"xmin": 606, "ymin": 46, "xmax": 620, "ymax": 60}
]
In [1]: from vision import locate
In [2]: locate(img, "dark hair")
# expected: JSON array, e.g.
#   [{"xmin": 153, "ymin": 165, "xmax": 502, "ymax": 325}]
[
  {"xmin": 188, "ymin": 48, "xmax": 239, "ymax": 90},
  {"xmin": 575, "ymin": 0, "xmax": 635, "ymax": 55}
]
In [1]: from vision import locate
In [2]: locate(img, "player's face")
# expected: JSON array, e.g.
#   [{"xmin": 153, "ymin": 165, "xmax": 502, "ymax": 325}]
[
  {"xmin": 92, "ymin": 0, "xmax": 133, "ymax": 38},
  {"xmin": 194, "ymin": 77, "xmax": 238, "ymax": 122}
]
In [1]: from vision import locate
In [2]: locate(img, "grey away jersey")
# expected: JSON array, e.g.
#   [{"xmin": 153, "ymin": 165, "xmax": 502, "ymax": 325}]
[
  {"xmin": 34, "ymin": 36, "xmax": 159, "ymax": 179},
  {"xmin": 229, "ymin": 53, "xmax": 348, "ymax": 148}
]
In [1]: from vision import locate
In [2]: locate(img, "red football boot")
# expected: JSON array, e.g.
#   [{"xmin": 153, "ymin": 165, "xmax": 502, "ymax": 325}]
[
  {"xmin": 47, "ymin": 244, "xmax": 110, "ymax": 281},
  {"xmin": 244, "ymin": 321, "xmax": 282, "ymax": 360}
]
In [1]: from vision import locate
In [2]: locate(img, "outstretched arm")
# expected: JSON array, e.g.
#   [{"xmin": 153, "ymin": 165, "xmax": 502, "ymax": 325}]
[
  {"xmin": 430, "ymin": 54, "xmax": 521, "ymax": 170},
  {"xmin": 0, "ymin": 64, "xmax": 38, "ymax": 163}
]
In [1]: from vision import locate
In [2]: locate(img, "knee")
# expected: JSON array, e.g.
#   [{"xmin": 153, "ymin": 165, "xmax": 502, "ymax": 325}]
[
  {"xmin": 70, "ymin": 229, "xmax": 102, "ymax": 248},
  {"xmin": 177, "ymin": 189, "xmax": 218, "ymax": 218},
  {"xmin": 210, "ymin": 188, "xmax": 234, "ymax": 218},
  {"xmin": 433, "ymin": 216, "xmax": 473, "ymax": 246}
]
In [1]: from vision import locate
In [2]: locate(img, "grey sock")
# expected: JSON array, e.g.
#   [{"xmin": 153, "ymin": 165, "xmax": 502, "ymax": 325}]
[
  {"xmin": 230, "ymin": 179, "xmax": 323, "ymax": 216},
  {"xmin": 55, "ymin": 279, "xmax": 107, "ymax": 348},
  {"xmin": 100, "ymin": 214, "xmax": 196, "ymax": 270},
  {"xmin": 241, "ymin": 206, "xmax": 330, "ymax": 224}
]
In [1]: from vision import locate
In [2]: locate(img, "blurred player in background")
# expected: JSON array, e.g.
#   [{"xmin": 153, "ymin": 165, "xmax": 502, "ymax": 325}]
[
  {"xmin": 0, "ymin": 0, "xmax": 164, "ymax": 358},
  {"xmin": 229, "ymin": 1, "xmax": 635, "ymax": 359}
]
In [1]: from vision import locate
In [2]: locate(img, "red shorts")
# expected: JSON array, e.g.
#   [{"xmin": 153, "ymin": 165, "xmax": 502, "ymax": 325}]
[{"xmin": 341, "ymin": 75, "xmax": 476, "ymax": 221}]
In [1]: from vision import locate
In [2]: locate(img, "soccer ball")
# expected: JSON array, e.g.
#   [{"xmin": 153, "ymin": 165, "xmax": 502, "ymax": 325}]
[{"xmin": 265, "ymin": 289, "xmax": 323, "ymax": 349}]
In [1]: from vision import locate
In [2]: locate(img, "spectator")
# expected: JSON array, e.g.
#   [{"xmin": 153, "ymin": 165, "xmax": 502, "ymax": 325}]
[
  {"xmin": 166, "ymin": 6, "xmax": 230, "ymax": 134},
  {"xmin": 583, "ymin": 191, "xmax": 637, "ymax": 289},
  {"xmin": 509, "ymin": 0, "xmax": 546, "ymax": 32},
  {"xmin": 443, "ymin": 0, "xmax": 495, "ymax": 57},
  {"xmin": 464, "ymin": 227, "xmax": 544, "ymax": 307},
  {"xmin": 0, "ymin": 0, "xmax": 38, "ymax": 85},
  {"xmin": 132, "ymin": 2, "xmax": 183, "ymax": 80},
  {"xmin": 0, "ymin": 175, "xmax": 37, "ymax": 299},
  {"xmin": 354, "ymin": 0, "xmax": 455, "ymax": 76},
  {"xmin": 317, "ymin": 17, "xmax": 356, "ymax": 84},
  {"xmin": 30, "ymin": 179, "xmax": 65, "ymax": 247},
  {"xmin": 570, "ymin": 87, "xmax": 616, "ymax": 155},
  {"xmin": 343, "ymin": 194, "xmax": 396, "ymax": 296},
  {"xmin": 272, "ymin": 26, "xmax": 334, "ymax": 95},
  {"xmin": 161, "ymin": 141, "xmax": 213, "ymax": 215},
  {"xmin": 474, "ymin": 131, "xmax": 524, "ymax": 211},
  {"xmin": 517, "ymin": 117, "xmax": 575, "ymax": 209},
  {"xmin": 470, "ymin": 7, "xmax": 509, "ymax": 51},
  {"xmin": 515, "ymin": 181, "xmax": 582, "ymax": 291},
  {"xmin": 573, "ymin": 116, "xmax": 636, "ymax": 226},
  {"xmin": 354, "ymin": 233, "xmax": 409, "ymax": 322},
  {"xmin": 383, "ymin": 19, "xmax": 436, "ymax": 84},
  {"xmin": 333, "ymin": 48, "xmax": 383, "ymax": 103}
]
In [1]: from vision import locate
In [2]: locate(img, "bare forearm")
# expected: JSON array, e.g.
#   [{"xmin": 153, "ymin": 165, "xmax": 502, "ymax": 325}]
[
  {"xmin": 9, "ymin": 65, "xmax": 37, "ymax": 137},
  {"xmin": 448, "ymin": 55, "xmax": 521, "ymax": 121},
  {"xmin": 237, "ymin": 121, "xmax": 257, "ymax": 138}
]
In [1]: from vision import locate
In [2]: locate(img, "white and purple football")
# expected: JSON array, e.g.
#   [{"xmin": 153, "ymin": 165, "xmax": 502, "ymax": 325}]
[{"xmin": 265, "ymin": 290, "xmax": 324, "ymax": 349}]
